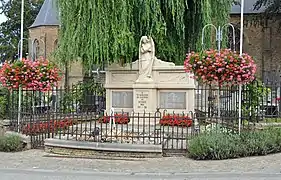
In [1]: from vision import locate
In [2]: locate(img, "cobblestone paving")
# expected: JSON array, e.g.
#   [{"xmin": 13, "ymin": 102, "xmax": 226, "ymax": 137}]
[{"xmin": 0, "ymin": 150, "xmax": 281, "ymax": 174}]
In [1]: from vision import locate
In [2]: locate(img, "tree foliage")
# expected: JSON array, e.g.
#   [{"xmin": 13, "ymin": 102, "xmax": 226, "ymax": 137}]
[
  {"xmin": 254, "ymin": 0, "xmax": 281, "ymax": 14},
  {"xmin": 56, "ymin": 0, "xmax": 235, "ymax": 69},
  {"xmin": 0, "ymin": 0, "xmax": 43, "ymax": 62}
]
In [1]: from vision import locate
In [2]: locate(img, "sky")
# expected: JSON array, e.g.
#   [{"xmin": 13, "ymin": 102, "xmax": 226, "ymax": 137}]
[{"xmin": 0, "ymin": 13, "xmax": 7, "ymax": 23}]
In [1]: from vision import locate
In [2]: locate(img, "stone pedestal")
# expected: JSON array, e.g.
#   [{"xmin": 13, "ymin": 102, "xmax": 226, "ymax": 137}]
[
  {"xmin": 133, "ymin": 83, "xmax": 157, "ymax": 113},
  {"xmin": 104, "ymin": 64, "xmax": 195, "ymax": 115}
]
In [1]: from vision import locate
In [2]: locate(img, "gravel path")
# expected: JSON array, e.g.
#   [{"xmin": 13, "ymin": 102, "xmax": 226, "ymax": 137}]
[{"xmin": 0, "ymin": 150, "xmax": 281, "ymax": 174}]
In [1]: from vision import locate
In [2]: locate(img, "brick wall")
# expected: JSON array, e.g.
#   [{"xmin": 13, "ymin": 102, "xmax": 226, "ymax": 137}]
[{"xmin": 230, "ymin": 15, "xmax": 281, "ymax": 80}]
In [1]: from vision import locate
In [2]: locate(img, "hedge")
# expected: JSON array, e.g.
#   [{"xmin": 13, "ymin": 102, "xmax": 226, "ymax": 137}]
[
  {"xmin": 188, "ymin": 127, "xmax": 281, "ymax": 160},
  {"xmin": 0, "ymin": 135, "xmax": 24, "ymax": 152}
]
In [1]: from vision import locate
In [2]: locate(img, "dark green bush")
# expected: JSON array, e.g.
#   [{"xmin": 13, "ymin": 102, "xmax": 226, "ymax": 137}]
[
  {"xmin": 0, "ymin": 135, "xmax": 23, "ymax": 152},
  {"xmin": 188, "ymin": 128, "xmax": 281, "ymax": 160},
  {"xmin": 0, "ymin": 87, "xmax": 9, "ymax": 119}
]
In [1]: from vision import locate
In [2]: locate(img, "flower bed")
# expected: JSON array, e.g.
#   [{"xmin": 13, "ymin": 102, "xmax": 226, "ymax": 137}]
[
  {"xmin": 160, "ymin": 115, "xmax": 192, "ymax": 127},
  {"xmin": 98, "ymin": 114, "xmax": 130, "ymax": 124},
  {"xmin": 22, "ymin": 118, "xmax": 74, "ymax": 135}
]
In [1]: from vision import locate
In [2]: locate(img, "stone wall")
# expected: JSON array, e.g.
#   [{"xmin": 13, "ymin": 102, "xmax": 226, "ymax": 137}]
[
  {"xmin": 45, "ymin": 139, "xmax": 162, "ymax": 158},
  {"xmin": 29, "ymin": 25, "xmax": 59, "ymax": 58},
  {"xmin": 230, "ymin": 15, "xmax": 281, "ymax": 80},
  {"xmin": 59, "ymin": 61, "xmax": 84, "ymax": 88}
]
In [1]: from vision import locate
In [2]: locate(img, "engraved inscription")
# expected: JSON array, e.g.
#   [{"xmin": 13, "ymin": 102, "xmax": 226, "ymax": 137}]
[
  {"xmin": 160, "ymin": 92, "xmax": 186, "ymax": 109},
  {"xmin": 112, "ymin": 91, "xmax": 133, "ymax": 108},
  {"xmin": 111, "ymin": 73, "xmax": 138, "ymax": 83},
  {"xmin": 136, "ymin": 91, "xmax": 149, "ymax": 109},
  {"xmin": 158, "ymin": 72, "xmax": 189, "ymax": 83}
]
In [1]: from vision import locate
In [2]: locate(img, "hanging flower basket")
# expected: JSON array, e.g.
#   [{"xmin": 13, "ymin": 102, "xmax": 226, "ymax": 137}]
[
  {"xmin": 184, "ymin": 49, "xmax": 257, "ymax": 86},
  {"xmin": 0, "ymin": 58, "xmax": 62, "ymax": 91}
]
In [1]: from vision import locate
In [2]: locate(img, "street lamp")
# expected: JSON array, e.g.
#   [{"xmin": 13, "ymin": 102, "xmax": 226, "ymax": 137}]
[
  {"xmin": 17, "ymin": 0, "xmax": 24, "ymax": 132},
  {"xmin": 238, "ymin": 0, "xmax": 244, "ymax": 135},
  {"xmin": 20, "ymin": 0, "xmax": 24, "ymax": 61}
]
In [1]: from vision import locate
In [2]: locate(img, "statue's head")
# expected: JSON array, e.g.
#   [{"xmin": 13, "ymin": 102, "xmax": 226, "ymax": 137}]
[
  {"xmin": 141, "ymin": 36, "xmax": 152, "ymax": 50},
  {"xmin": 141, "ymin": 36, "xmax": 150, "ymax": 44}
]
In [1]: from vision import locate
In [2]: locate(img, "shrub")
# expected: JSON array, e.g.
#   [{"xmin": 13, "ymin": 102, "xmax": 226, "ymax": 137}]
[
  {"xmin": 0, "ymin": 135, "xmax": 23, "ymax": 152},
  {"xmin": 188, "ymin": 127, "xmax": 281, "ymax": 160},
  {"xmin": 0, "ymin": 86, "xmax": 8, "ymax": 119}
]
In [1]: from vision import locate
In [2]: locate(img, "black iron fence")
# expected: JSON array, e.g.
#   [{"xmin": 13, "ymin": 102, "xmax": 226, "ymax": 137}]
[
  {"xmin": 195, "ymin": 80, "xmax": 281, "ymax": 124},
  {"xmin": 8, "ymin": 81, "xmax": 106, "ymax": 116},
  {"xmin": 7, "ymin": 80, "xmax": 281, "ymax": 154}
]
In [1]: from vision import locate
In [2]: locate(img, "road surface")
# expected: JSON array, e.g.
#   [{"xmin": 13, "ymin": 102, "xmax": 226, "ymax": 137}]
[
  {"xmin": 1, "ymin": 168, "xmax": 281, "ymax": 180},
  {"xmin": 1, "ymin": 150, "xmax": 281, "ymax": 179}
]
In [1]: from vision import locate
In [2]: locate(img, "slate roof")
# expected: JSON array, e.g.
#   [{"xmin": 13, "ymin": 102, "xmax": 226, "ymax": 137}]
[
  {"xmin": 30, "ymin": 0, "xmax": 59, "ymax": 28},
  {"xmin": 231, "ymin": 0, "xmax": 266, "ymax": 14}
]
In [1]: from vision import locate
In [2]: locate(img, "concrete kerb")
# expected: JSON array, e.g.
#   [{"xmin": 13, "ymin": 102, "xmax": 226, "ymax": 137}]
[{"xmin": 44, "ymin": 138, "xmax": 162, "ymax": 157}]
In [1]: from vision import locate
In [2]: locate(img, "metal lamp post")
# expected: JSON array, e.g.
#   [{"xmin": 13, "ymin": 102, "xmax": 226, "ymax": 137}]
[
  {"xmin": 238, "ymin": 0, "xmax": 245, "ymax": 135},
  {"xmin": 20, "ymin": 0, "xmax": 24, "ymax": 60},
  {"xmin": 17, "ymin": 0, "xmax": 24, "ymax": 132}
]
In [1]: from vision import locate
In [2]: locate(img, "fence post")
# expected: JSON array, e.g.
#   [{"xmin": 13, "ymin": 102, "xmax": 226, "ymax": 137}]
[
  {"xmin": 109, "ymin": 107, "xmax": 116, "ymax": 130},
  {"xmin": 154, "ymin": 108, "xmax": 162, "ymax": 145}
]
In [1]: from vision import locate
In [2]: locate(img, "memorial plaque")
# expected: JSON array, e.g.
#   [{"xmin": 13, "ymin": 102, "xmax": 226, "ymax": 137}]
[
  {"xmin": 136, "ymin": 91, "xmax": 149, "ymax": 109},
  {"xmin": 160, "ymin": 92, "xmax": 186, "ymax": 109},
  {"xmin": 112, "ymin": 91, "xmax": 133, "ymax": 108}
]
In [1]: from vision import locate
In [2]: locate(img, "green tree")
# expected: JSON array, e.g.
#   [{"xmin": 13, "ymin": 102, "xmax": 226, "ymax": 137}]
[
  {"xmin": 254, "ymin": 0, "xmax": 281, "ymax": 14},
  {"xmin": 56, "ymin": 0, "xmax": 236, "ymax": 70},
  {"xmin": 0, "ymin": 0, "xmax": 43, "ymax": 62}
]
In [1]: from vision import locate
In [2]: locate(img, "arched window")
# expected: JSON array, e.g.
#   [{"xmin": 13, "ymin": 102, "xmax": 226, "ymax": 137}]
[
  {"xmin": 32, "ymin": 39, "xmax": 40, "ymax": 61},
  {"xmin": 54, "ymin": 39, "xmax": 58, "ymax": 49}
]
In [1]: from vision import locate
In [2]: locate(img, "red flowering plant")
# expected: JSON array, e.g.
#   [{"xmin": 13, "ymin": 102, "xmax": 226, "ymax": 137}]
[
  {"xmin": 98, "ymin": 114, "xmax": 130, "ymax": 124},
  {"xmin": 160, "ymin": 114, "xmax": 192, "ymax": 127},
  {"xmin": 0, "ymin": 58, "xmax": 61, "ymax": 92},
  {"xmin": 184, "ymin": 49, "xmax": 257, "ymax": 86},
  {"xmin": 22, "ymin": 118, "xmax": 75, "ymax": 135}
]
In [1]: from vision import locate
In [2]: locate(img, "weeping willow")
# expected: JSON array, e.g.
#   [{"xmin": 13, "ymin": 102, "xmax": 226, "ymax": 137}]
[{"xmin": 55, "ymin": 0, "xmax": 233, "ymax": 69}]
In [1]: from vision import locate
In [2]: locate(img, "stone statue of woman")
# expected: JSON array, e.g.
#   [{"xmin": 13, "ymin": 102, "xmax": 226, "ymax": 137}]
[{"xmin": 136, "ymin": 36, "xmax": 155, "ymax": 82}]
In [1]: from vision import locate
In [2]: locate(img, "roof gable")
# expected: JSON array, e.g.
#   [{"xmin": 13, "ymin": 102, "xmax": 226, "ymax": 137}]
[{"xmin": 30, "ymin": 0, "xmax": 59, "ymax": 28}]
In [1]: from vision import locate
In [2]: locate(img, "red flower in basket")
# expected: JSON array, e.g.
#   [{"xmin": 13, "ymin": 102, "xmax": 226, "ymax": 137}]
[
  {"xmin": 184, "ymin": 49, "xmax": 256, "ymax": 86},
  {"xmin": 0, "ymin": 58, "xmax": 62, "ymax": 92}
]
